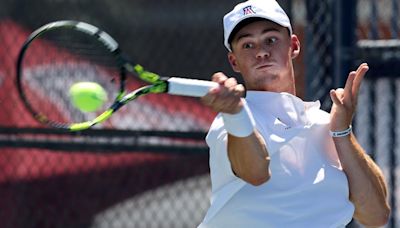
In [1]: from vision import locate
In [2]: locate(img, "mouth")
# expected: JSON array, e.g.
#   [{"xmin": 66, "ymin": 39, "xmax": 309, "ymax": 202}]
[{"xmin": 255, "ymin": 64, "xmax": 273, "ymax": 70}]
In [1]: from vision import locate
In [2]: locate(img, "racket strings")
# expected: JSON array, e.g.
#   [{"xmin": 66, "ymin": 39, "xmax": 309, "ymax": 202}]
[
  {"xmin": 46, "ymin": 32, "xmax": 118, "ymax": 68},
  {"xmin": 17, "ymin": 21, "xmax": 173, "ymax": 130},
  {"xmin": 19, "ymin": 28, "xmax": 122, "ymax": 127}
]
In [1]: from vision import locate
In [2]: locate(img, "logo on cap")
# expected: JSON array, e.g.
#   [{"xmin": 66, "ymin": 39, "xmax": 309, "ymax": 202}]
[{"xmin": 242, "ymin": 6, "xmax": 256, "ymax": 15}]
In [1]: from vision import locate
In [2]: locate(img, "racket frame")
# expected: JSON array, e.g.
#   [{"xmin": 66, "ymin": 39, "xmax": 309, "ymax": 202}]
[{"xmin": 16, "ymin": 20, "xmax": 217, "ymax": 131}]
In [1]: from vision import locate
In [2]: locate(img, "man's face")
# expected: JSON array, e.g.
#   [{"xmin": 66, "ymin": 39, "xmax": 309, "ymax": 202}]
[{"xmin": 228, "ymin": 20, "xmax": 300, "ymax": 94}]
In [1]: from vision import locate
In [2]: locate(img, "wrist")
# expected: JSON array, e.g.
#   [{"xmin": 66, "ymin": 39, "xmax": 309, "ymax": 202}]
[
  {"xmin": 330, "ymin": 125, "xmax": 352, "ymax": 137},
  {"xmin": 221, "ymin": 99, "xmax": 256, "ymax": 137}
]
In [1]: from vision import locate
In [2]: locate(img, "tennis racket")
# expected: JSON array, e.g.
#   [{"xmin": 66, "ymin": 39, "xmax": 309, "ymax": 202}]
[{"xmin": 16, "ymin": 20, "xmax": 218, "ymax": 131}]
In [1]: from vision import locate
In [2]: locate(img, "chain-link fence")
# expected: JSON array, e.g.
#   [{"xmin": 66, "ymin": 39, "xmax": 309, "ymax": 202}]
[
  {"xmin": 0, "ymin": 1, "xmax": 244, "ymax": 227},
  {"xmin": 1, "ymin": 0, "xmax": 399, "ymax": 227},
  {"xmin": 304, "ymin": 1, "xmax": 400, "ymax": 228},
  {"xmin": 354, "ymin": 1, "xmax": 400, "ymax": 227}
]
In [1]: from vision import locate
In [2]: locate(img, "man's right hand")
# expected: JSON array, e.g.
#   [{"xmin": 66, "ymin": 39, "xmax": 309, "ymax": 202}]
[{"xmin": 201, "ymin": 72, "xmax": 245, "ymax": 114}]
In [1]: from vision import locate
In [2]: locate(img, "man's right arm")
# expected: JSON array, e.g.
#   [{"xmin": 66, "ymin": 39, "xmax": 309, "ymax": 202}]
[
  {"xmin": 227, "ymin": 131, "xmax": 270, "ymax": 185},
  {"xmin": 202, "ymin": 72, "xmax": 271, "ymax": 186}
]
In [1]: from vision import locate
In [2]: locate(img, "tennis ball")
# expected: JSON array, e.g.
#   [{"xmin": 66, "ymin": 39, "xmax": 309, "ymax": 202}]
[{"xmin": 69, "ymin": 82, "xmax": 108, "ymax": 112}]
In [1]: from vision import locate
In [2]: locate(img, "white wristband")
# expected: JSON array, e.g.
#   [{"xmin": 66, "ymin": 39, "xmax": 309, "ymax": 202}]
[
  {"xmin": 330, "ymin": 125, "xmax": 352, "ymax": 137},
  {"xmin": 221, "ymin": 100, "xmax": 256, "ymax": 137}
]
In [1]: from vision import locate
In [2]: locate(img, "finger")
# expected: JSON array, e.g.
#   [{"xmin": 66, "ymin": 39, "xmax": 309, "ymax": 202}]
[
  {"xmin": 224, "ymin": 77, "xmax": 238, "ymax": 88},
  {"xmin": 212, "ymin": 72, "xmax": 228, "ymax": 84},
  {"xmin": 209, "ymin": 72, "xmax": 227, "ymax": 94},
  {"xmin": 234, "ymin": 84, "xmax": 245, "ymax": 97},
  {"xmin": 330, "ymin": 89, "xmax": 344, "ymax": 105},
  {"xmin": 343, "ymin": 71, "xmax": 356, "ymax": 102},
  {"xmin": 227, "ymin": 78, "xmax": 244, "ymax": 96},
  {"xmin": 217, "ymin": 77, "xmax": 239, "ymax": 98},
  {"xmin": 355, "ymin": 62, "xmax": 368, "ymax": 75},
  {"xmin": 352, "ymin": 63, "xmax": 369, "ymax": 98},
  {"xmin": 336, "ymin": 88, "xmax": 345, "ymax": 97}
]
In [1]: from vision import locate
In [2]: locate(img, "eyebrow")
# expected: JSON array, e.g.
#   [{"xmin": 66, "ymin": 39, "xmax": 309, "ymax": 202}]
[{"xmin": 235, "ymin": 28, "xmax": 280, "ymax": 43}]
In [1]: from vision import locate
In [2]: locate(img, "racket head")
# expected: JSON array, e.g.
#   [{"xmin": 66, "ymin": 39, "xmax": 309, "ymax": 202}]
[{"xmin": 16, "ymin": 20, "xmax": 126, "ymax": 129}]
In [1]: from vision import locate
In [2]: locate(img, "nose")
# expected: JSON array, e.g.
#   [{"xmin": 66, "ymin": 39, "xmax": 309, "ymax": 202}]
[{"xmin": 256, "ymin": 46, "xmax": 270, "ymax": 59}]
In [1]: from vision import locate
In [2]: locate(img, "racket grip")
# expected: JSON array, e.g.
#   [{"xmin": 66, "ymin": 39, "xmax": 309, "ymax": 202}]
[{"xmin": 167, "ymin": 77, "xmax": 219, "ymax": 97}]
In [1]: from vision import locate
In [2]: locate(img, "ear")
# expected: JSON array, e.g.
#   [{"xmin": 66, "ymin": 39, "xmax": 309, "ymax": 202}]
[
  {"xmin": 228, "ymin": 52, "xmax": 241, "ymax": 73},
  {"xmin": 290, "ymin": 35, "xmax": 301, "ymax": 59}
]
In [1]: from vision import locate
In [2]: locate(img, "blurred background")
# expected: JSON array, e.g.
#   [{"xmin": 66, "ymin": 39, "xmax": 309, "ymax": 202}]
[{"xmin": 0, "ymin": 0, "xmax": 399, "ymax": 227}]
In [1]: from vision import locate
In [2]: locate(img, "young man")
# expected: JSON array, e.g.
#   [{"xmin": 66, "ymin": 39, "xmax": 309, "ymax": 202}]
[{"xmin": 198, "ymin": 0, "xmax": 390, "ymax": 227}]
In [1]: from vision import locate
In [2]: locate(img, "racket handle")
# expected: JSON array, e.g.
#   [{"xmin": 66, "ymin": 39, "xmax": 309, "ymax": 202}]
[{"xmin": 167, "ymin": 77, "xmax": 219, "ymax": 97}]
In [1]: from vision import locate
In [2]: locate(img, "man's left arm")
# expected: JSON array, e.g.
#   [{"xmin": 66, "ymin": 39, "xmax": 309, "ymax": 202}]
[
  {"xmin": 330, "ymin": 63, "xmax": 391, "ymax": 227},
  {"xmin": 332, "ymin": 133, "xmax": 390, "ymax": 226}
]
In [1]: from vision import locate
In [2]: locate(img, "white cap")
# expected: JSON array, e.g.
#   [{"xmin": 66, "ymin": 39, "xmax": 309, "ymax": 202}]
[{"xmin": 223, "ymin": 0, "xmax": 292, "ymax": 51}]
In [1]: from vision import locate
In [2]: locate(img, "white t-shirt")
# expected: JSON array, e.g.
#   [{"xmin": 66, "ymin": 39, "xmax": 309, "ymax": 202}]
[{"xmin": 198, "ymin": 91, "xmax": 355, "ymax": 228}]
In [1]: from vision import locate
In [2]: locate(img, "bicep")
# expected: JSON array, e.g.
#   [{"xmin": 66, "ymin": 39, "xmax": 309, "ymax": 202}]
[{"xmin": 227, "ymin": 130, "xmax": 271, "ymax": 185}]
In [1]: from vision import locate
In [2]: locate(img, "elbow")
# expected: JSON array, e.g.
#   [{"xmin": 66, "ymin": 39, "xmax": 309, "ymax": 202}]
[
  {"xmin": 371, "ymin": 206, "xmax": 391, "ymax": 227},
  {"xmin": 245, "ymin": 169, "xmax": 271, "ymax": 186},
  {"xmin": 359, "ymin": 216, "xmax": 390, "ymax": 227},
  {"xmin": 357, "ymin": 205, "xmax": 391, "ymax": 227}
]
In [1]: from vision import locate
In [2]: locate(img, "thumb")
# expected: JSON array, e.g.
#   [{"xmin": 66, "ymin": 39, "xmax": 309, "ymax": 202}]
[{"xmin": 330, "ymin": 88, "xmax": 344, "ymax": 105}]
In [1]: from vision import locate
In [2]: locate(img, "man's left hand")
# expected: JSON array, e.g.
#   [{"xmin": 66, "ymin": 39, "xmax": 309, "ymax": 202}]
[{"xmin": 329, "ymin": 63, "xmax": 369, "ymax": 132}]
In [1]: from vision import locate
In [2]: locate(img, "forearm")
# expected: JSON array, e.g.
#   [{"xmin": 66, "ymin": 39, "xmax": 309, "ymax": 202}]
[
  {"xmin": 227, "ymin": 130, "xmax": 271, "ymax": 186},
  {"xmin": 333, "ymin": 133, "xmax": 390, "ymax": 226}
]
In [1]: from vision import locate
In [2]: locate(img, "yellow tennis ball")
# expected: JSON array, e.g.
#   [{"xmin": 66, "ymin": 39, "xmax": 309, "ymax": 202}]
[{"xmin": 69, "ymin": 82, "xmax": 108, "ymax": 112}]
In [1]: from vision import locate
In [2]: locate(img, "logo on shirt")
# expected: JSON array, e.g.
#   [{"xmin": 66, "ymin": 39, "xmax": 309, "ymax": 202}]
[
  {"xmin": 277, "ymin": 117, "xmax": 291, "ymax": 130},
  {"xmin": 242, "ymin": 6, "xmax": 256, "ymax": 15}
]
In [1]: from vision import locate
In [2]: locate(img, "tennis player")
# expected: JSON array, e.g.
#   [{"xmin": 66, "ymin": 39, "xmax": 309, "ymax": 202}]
[{"xmin": 199, "ymin": 0, "xmax": 390, "ymax": 227}]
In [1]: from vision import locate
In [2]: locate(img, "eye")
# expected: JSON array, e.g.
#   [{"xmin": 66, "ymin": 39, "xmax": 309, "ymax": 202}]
[
  {"xmin": 242, "ymin": 43, "xmax": 254, "ymax": 49},
  {"xmin": 266, "ymin": 37, "xmax": 278, "ymax": 45}
]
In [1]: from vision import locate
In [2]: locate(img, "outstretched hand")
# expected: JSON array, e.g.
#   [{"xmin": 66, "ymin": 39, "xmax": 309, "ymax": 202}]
[{"xmin": 329, "ymin": 63, "xmax": 369, "ymax": 132}]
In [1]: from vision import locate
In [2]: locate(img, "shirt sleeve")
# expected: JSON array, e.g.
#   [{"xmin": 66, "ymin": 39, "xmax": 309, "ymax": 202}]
[{"xmin": 206, "ymin": 114, "xmax": 240, "ymax": 193}]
